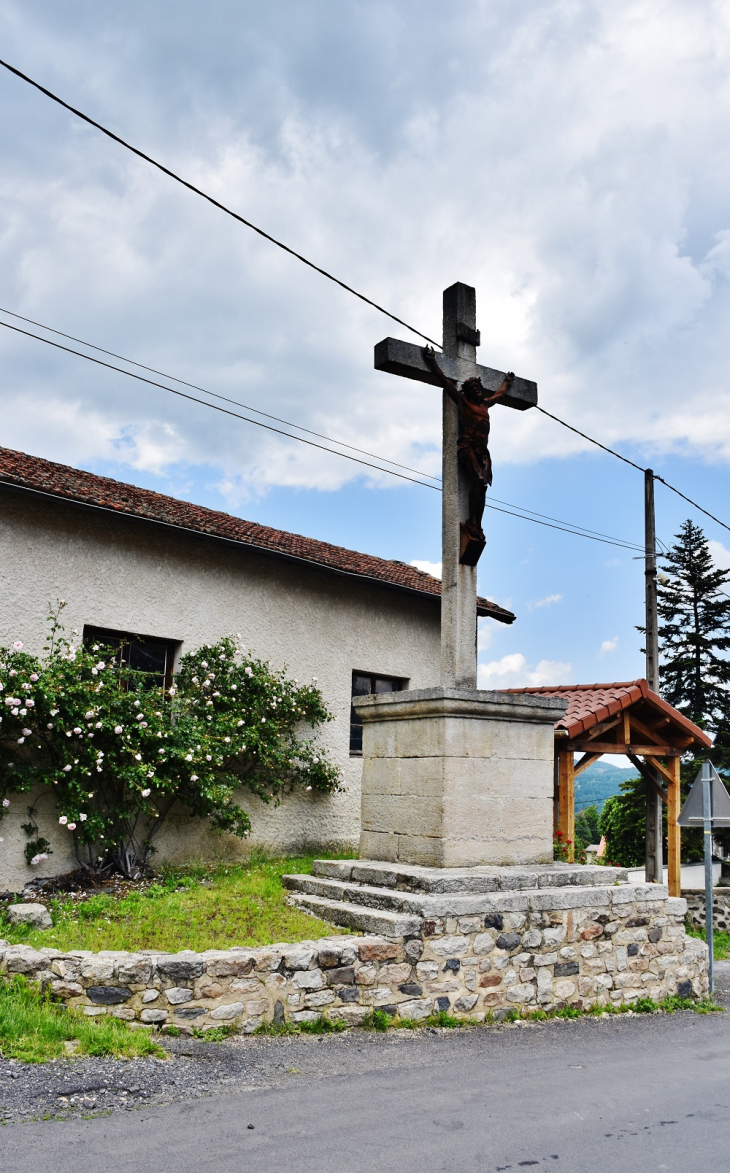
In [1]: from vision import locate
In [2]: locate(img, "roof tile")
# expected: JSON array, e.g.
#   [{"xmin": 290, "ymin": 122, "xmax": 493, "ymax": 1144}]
[
  {"xmin": 504, "ymin": 680, "xmax": 711, "ymax": 746},
  {"xmin": 0, "ymin": 445, "xmax": 515, "ymax": 624}
]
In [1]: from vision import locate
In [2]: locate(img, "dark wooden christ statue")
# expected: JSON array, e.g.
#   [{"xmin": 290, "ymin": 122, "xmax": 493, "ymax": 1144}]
[{"xmin": 423, "ymin": 346, "xmax": 514, "ymax": 563}]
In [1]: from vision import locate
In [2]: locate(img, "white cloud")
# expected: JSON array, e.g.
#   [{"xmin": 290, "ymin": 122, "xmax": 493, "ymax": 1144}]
[
  {"xmin": 599, "ymin": 636, "xmax": 620, "ymax": 657},
  {"xmin": 2, "ymin": 0, "xmax": 730, "ymax": 495},
  {"xmin": 528, "ymin": 593, "xmax": 563, "ymax": 611},
  {"xmin": 477, "ymin": 619, "xmax": 494, "ymax": 655},
  {"xmin": 478, "ymin": 654, "xmax": 572, "ymax": 690},
  {"xmin": 410, "ymin": 559, "xmax": 441, "ymax": 579},
  {"xmin": 709, "ymin": 540, "xmax": 730, "ymax": 570}
]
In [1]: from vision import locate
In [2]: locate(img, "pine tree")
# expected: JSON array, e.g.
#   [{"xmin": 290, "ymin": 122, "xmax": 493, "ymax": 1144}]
[{"xmin": 658, "ymin": 519, "xmax": 730, "ymax": 773}]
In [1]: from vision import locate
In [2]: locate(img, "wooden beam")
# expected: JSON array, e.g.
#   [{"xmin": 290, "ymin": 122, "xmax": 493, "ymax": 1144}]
[
  {"xmin": 628, "ymin": 713, "xmax": 672, "ymax": 746},
  {"xmin": 627, "ymin": 753, "xmax": 667, "ymax": 802},
  {"xmin": 582, "ymin": 715, "xmax": 622, "ymax": 742},
  {"xmin": 570, "ymin": 741, "xmax": 682, "ymax": 755},
  {"xmin": 574, "ymin": 751, "xmax": 602, "ymax": 777},
  {"xmin": 557, "ymin": 748, "xmax": 575, "ymax": 863},
  {"xmin": 641, "ymin": 755, "xmax": 677, "ymax": 789},
  {"xmin": 667, "ymin": 756, "xmax": 681, "ymax": 897},
  {"xmin": 620, "ymin": 710, "xmax": 631, "ymax": 744}
]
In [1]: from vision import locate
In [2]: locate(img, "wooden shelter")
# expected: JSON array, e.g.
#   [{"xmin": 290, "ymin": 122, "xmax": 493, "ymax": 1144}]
[{"xmin": 505, "ymin": 680, "xmax": 712, "ymax": 895}]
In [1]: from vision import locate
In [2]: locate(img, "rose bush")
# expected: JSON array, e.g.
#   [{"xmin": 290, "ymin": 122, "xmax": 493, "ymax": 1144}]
[{"xmin": 0, "ymin": 605, "xmax": 340, "ymax": 877}]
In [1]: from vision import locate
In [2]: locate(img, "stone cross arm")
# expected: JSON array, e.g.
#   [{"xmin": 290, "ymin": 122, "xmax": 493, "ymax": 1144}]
[{"xmin": 374, "ymin": 337, "xmax": 537, "ymax": 412}]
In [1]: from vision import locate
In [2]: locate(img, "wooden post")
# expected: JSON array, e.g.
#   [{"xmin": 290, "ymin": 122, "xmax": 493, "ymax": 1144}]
[
  {"xmin": 553, "ymin": 752, "xmax": 560, "ymax": 839},
  {"xmin": 558, "ymin": 748, "xmax": 575, "ymax": 862},
  {"xmin": 667, "ymin": 755, "xmax": 681, "ymax": 897}
]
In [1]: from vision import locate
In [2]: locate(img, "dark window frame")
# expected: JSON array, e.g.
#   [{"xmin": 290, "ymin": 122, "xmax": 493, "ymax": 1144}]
[
  {"xmin": 350, "ymin": 671, "xmax": 406, "ymax": 755},
  {"xmin": 83, "ymin": 625, "xmax": 179, "ymax": 692}
]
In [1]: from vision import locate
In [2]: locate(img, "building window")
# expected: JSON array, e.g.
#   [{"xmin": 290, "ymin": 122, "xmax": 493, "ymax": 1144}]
[
  {"xmin": 350, "ymin": 672, "xmax": 405, "ymax": 755},
  {"xmin": 83, "ymin": 626, "xmax": 178, "ymax": 691}
]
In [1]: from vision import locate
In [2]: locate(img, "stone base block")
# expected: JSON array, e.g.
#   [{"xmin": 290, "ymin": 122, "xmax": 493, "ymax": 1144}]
[{"xmin": 353, "ymin": 687, "xmax": 567, "ymax": 867}]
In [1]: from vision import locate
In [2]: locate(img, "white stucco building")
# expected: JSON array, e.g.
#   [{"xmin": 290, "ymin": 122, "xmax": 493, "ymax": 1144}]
[{"xmin": 0, "ymin": 445, "xmax": 513, "ymax": 887}]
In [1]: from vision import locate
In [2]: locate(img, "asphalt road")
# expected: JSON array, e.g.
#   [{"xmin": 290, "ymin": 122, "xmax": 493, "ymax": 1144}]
[{"xmin": 2, "ymin": 970, "xmax": 730, "ymax": 1173}]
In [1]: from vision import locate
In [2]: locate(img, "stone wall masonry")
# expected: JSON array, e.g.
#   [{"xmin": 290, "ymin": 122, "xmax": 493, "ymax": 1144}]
[
  {"xmin": 0, "ymin": 886, "xmax": 708, "ymax": 1033},
  {"xmin": 684, "ymin": 889, "xmax": 730, "ymax": 933}
]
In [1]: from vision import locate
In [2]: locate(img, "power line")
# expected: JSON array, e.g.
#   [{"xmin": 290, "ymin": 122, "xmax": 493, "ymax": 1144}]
[
  {"xmin": 653, "ymin": 475, "xmax": 730, "ymax": 538},
  {"xmin": 487, "ymin": 494, "xmax": 644, "ymax": 550},
  {"xmin": 1, "ymin": 315, "xmax": 646, "ymax": 551},
  {"xmin": 0, "ymin": 306, "xmax": 442, "ymax": 486},
  {"xmin": 0, "ymin": 57, "xmax": 439, "ymax": 349},
  {"xmin": 4, "ymin": 57, "xmax": 726, "ymax": 539},
  {"xmin": 0, "ymin": 318, "xmax": 437, "ymax": 490},
  {"xmin": 482, "ymin": 500, "xmax": 644, "ymax": 551},
  {"xmin": 535, "ymin": 405, "xmax": 730, "ymax": 536},
  {"xmin": 534, "ymin": 405, "xmax": 644, "ymax": 473}
]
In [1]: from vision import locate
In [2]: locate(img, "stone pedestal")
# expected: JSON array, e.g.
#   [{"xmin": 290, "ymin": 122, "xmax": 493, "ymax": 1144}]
[{"xmin": 353, "ymin": 687, "xmax": 567, "ymax": 868}]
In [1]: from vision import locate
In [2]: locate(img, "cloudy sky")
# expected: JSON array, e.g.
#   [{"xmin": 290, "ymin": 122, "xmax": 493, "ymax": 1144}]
[{"xmin": 1, "ymin": 0, "xmax": 729, "ymax": 689}]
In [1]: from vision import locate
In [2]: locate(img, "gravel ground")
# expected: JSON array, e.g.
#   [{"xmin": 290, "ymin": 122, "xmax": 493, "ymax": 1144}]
[{"xmin": 2, "ymin": 960, "xmax": 728, "ymax": 1127}]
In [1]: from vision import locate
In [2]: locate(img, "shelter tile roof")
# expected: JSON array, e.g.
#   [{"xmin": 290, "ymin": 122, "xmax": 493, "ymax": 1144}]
[
  {"xmin": 505, "ymin": 680, "xmax": 711, "ymax": 746},
  {"xmin": 0, "ymin": 446, "xmax": 514, "ymax": 624}
]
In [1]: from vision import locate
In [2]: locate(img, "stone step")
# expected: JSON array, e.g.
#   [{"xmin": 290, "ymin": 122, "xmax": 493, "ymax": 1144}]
[
  {"xmin": 283, "ymin": 873, "xmax": 535, "ymax": 917},
  {"xmin": 288, "ymin": 893, "xmax": 422, "ymax": 938},
  {"xmin": 310, "ymin": 858, "xmax": 627, "ymax": 892}
]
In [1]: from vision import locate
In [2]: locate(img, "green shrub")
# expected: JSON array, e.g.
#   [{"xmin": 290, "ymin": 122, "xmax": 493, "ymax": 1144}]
[{"xmin": 0, "ymin": 603, "xmax": 340, "ymax": 877}]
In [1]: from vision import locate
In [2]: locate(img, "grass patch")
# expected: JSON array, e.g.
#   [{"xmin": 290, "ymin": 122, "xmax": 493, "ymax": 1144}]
[
  {"xmin": 299, "ymin": 1015, "xmax": 347, "ymax": 1034},
  {"xmin": 0, "ymin": 853, "xmax": 352, "ymax": 953},
  {"xmin": 369, "ymin": 1009, "xmax": 394, "ymax": 1032},
  {"xmin": 253, "ymin": 1020, "xmax": 300, "ymax": 1037},
  {"xmin": 0, "ymin": 975, "xmax": 164, "ymax": 1063},
  {"xmin": 685, "ymin": 924, "xmax": 730, "ymax": 960},
  {"xmin": 426, "ymin": 1010, "xmax": 463, "ymax": 1028},
  {"xmin": 192, "ymin": 1024, "xmax": 237, "ymax": 1042}
]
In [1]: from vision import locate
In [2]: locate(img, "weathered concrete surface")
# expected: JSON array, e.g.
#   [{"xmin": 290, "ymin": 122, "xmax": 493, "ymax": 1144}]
[
  {"xmin": 3, "ymin": 963, "xmax": 730, "ymax": 1171},
  {"xmin": 355, "ymin": 688, "xmax": 567, "ymax": 866}
]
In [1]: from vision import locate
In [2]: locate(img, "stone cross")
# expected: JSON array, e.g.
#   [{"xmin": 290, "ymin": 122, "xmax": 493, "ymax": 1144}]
[{"xmin": 374, "ymin": 282, "xmax": 537, "ymax": 690}]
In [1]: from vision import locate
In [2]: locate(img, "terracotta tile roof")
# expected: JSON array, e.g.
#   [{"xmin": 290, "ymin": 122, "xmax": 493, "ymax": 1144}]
[
  {"xmin": 504, "ymin": 680, "xmax": 711, "ymax": 746},
  {"xmin": 0, "ymin": 446, "xmax": 514, "ymax": 624}
]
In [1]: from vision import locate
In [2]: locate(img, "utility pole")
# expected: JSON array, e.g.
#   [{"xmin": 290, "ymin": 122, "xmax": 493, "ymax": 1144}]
[
  {"xmin": 645, "ymin": 469, "xmax": 664, "ymax": 883},
  {"xmin": 645, "ymin": 469, "xmax": 659, "ymax": 693}
]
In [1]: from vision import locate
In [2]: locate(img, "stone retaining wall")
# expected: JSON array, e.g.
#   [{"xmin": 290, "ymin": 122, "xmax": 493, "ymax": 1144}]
[
  {"xmin": 0, "ymin": 885, "xmax": 708, "ymax": 1031},
  {"xmin": 684, "ymin": 889, "xmax": 730, "ymax": 933}
]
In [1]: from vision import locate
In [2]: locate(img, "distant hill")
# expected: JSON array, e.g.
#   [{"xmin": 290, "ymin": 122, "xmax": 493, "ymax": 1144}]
[{"xmin": 574, "ymin": 760, "xmax": 638, "ymax": 812}]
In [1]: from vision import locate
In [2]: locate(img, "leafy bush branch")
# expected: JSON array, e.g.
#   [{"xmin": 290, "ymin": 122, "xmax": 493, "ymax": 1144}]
[{"xmin": 0, "ymin": 603, "xmax": 340, "ymax": 877}]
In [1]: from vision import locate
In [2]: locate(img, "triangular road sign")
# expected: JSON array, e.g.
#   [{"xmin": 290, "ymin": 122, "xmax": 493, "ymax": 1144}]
[{"xmin": 678, "ymin": 762, "xmax": 730, "ymax": 827}]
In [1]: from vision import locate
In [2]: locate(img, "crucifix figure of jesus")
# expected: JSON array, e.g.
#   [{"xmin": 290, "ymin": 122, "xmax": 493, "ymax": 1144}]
[{"xmin": 374, "ymin": 282, "xmax": 537, "ymax": 689}]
